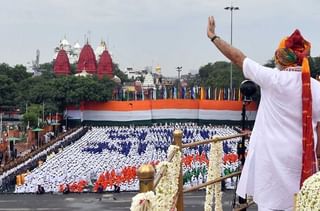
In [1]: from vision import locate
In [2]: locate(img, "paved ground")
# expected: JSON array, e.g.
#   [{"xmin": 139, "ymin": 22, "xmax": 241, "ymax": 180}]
[{"xmin": 0, "ymin": 190, "xmax": 257, "ymax": 211}]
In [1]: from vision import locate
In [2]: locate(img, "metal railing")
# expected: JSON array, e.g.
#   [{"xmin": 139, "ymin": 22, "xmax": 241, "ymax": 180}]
[{"xmin": 137, "ymin": 129, "xmax": 253, "ymax": 211}]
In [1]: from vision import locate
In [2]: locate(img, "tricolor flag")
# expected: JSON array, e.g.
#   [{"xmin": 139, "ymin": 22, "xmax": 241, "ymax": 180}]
[
  {"xmin": 200, "ymin": 87, "xmax": 205, "ymax": 100},
  {"xmin": 123, "ymin": 89, "xmax": 126, "ymax": 100},
  {"xmin": 171, "ymin": 87, "xmax": 175, "ymax": 99},
  {"xmin": 190, "ymin": 87, "xmax": 195, "ymax": 99},
  {"xmin": 182, "ymin": 87, "xmax": 186, "ymax": 99},
  {"xmin": 207, "ymin": 87, "xmax": 211, "ymax": 100},
  {"xmin": 153, "ymin": 88, "xmax": 156, "ymax": 100},
  {"xmin": 164, "ymin": 87, "xmax": 167, "ymax": 99},
  {"xmin": 142, "ymin": 90, "xmax": 144, "ymax": 100}
]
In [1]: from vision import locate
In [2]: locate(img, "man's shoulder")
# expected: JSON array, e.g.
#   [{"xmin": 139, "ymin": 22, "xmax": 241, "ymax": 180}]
[{"xmin": 244, "ymin": 57, "xmax": 275, "ymax": 71}]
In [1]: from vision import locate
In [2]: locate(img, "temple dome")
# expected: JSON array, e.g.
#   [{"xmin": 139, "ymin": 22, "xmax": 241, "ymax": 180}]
[
  {"xmin": 112, "ymin": 75, "xmax": 121, "ymax": 84},
  {"xmin": 155, "ymin": 65, "xmax": 161, "ymax": 74},
  {"xmin": 59, "ymin": 38, "xmax": 71, "ymax": 52},
  {"xmin": 77, "ymin": 44, "xmax": 97, "ymax": 74},
  {"xmin": 73, "ymin": 42, "xmax": 81, "ymax": 49},
  {"xmin": 95, "ymin": 41, "xmax": 107, "ymax": 61},
  {"xmin": 61, "ymin": 39, "xmax": 70, "ymax": 46},
  {"xmin": 75, "ymin": 69, "xmax": 91, "ymax": 77},
  {"xmin": 53, "ymin": 49, "xmax": 71, "ymax": 75},
  {"xmin": 142, "ymin": 72, "xmax": 155, "ymax": 88},
  {"xmin": 97, "ymin": 50, "xmax": 113, "ymax": 79}
]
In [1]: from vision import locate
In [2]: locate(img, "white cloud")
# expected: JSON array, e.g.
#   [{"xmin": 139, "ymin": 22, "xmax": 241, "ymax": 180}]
[{"xmin": 0, "ymin": 0, "xmax": 319, "ymax": 76}]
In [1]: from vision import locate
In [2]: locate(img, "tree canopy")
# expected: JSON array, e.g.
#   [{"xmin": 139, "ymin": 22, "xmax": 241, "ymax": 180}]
[
  {"xmin": 0, "ymin": 63, "xmax": 116, "ymax": 118},
  {"xmin": 190, "ymin": 57, "xmax": 320, "ymax": 89},
  {"xmin": 1, "ymin": 57, "xmax": 319, "ymax": 127},
  {"xmin": 195, "ymin": 61, "xmax": 244, "ymax": 88}
]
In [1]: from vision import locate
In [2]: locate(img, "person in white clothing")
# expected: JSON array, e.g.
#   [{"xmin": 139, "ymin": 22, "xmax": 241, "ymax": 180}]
[{"xmin": 207, "ymin": 16, "xmax": 320, "ymax": 210}]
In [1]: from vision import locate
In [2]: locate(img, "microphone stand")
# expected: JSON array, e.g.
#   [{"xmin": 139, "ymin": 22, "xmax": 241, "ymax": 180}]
[{"xmin": 233, "ymin": 96, "xmax": 249, "ymax": 210}]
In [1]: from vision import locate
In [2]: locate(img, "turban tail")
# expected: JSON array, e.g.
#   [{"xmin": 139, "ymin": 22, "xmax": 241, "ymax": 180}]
[
  {"xmin": 275, "ymin": 30, "xmax": 316, "ymax": 187},
  {"xmin": 300, "ymin": 58, "xmax": 317, "ymax": 187}
]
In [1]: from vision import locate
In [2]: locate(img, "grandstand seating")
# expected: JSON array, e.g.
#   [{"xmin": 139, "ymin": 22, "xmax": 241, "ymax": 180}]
[{"xmin": 13, "ymin": 123, "xmax": 243, "ymax": 193}]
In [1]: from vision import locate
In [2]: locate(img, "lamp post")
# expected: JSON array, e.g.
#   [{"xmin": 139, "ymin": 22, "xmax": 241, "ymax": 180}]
[
  {"xmin": 176, "ymin": 66, "xmax": 182, "ymax": 81},
  {"xmin": 176, "ymin": 66, "xmax": 182, "ymax": 99},
  {"xmin": 224, "ymin": 5, "xmax": 239, "ymax": 100}
]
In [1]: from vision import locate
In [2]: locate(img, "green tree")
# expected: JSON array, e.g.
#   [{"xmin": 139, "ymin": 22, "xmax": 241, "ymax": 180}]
[
  {"xmin": 16, "ymin": 73, "xmax": 59, "ymax": 117},
  {"xmin": 0, "ymin": 75, "xmax": 16, "ymax": 106},
  {"xmin": 185, "ymin": 73, "xmax": 201, "ymax": 87},
  {"xmin": 113, "ymin": 63, "xmax": 129, "ymax": 83},
  {"xmin": 96, "ymin": 76, "xmax": 116, "ymax": 101},
  {"xmin": 70, "ymin": 63, "xmax": 77, "ymax": 74},
  {"xmin": 51, "ymin": 75, "xmax": 115, "ymax": 111},
  {"xmin": 39, "ymin": 62, "xmax": 53, "ymax": 72},
  {"xmin": 10, "ymin": 65, "xmax": 32, "ymax": 83},
  {"xmin": 1, "ymin": 62, "xmax": 116, "ymax": 118},
  {"xmin": 198, "ymin": 61, "xmax": 244, "ymax": 88},
  {"xmin": 0, "ymin": 63, "xmax": 11, "ymax": 75},
  {"xmin": 0, "ymin": 63, "xmax": 32, "ymax": 83},
  {"xmin": 23, "ymin": 104, "xmax": 42, "ymax": 128},
  {"xmin": 264, "ymin": 59, "xmax": 276, "ymax": 68},
  {"xmin": 310, "ymin": 57, "xmax": 320, "ymax": 78}
]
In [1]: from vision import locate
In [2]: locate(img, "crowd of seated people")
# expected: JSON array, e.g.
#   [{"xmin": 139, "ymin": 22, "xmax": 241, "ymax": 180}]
[
  {"xmin": 0, "ymin": 127, "xmax": 87, "ymax": 192},
  {"xmin": 12, "ymin": 123, "xmax": 242, "ymax": 193}
]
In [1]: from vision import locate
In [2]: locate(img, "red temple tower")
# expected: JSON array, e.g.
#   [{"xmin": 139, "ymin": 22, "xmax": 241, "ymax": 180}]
[
  {"xmin": 53, "ymin": 49, "xmax": 71, "ymax": 75},
  {"xmin": 77, "ymin": 43, "xmax": 97, "ymax": 74},
  {"xmin": 97, "ymin": 50, "xmax": 113, "ymax": 79}
]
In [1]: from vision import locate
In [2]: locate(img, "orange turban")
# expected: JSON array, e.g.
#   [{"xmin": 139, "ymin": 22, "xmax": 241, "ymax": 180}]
[{"xmin": 275, "ymin": 29, "xmax": 311, "ymax": 68}]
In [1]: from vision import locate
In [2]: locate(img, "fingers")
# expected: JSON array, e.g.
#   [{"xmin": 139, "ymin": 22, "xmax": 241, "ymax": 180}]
[
  {"xmin": 208, "ymin": 16, "xmax": 212, "ymax": 25},
  {"xmin": 207, "ymin": 16, "xmax": 215, "ymax": 39},
  {"xmin": 211, "ymin": 16, "xmax": 215, "ymax": 26},
  {"xmin": 208, "ymin": 16, "xmax": 215, "ymax": 26}
]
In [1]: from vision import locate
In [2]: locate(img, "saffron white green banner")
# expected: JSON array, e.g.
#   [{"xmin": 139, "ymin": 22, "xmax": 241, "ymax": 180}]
[{"xmin": 66, "ymin": 99, "xmax": 257, "ymax": 122}]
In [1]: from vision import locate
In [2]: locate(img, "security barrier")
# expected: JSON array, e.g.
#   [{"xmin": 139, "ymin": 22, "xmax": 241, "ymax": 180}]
[{"xmin": 133, "ymin": 129, "xmax": 253, "ymax": 211}]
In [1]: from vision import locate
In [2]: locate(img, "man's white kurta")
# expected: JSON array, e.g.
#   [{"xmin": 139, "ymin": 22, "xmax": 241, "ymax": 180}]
[{"xmin": 237, "ymin": 58, "xmax": 320, "ymax": 210}]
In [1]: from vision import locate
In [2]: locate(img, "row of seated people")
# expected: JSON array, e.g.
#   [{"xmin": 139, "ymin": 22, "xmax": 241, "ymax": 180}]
[
  {"xmin": 0, "ymin": 128, "xmax": 78, "ymax": 175},
  {"xmin": 0, "ymin": 127, "xmax": 87, "ymax": 192},
  {"xmin": 14, "ymin": 123, "xmax": 242, "ymax": 193}
]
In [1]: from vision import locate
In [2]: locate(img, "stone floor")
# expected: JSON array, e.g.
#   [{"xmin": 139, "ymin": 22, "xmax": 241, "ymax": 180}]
[{"xmin": 0, "ymin": 190, "xmax": 257, "ymax": 211}]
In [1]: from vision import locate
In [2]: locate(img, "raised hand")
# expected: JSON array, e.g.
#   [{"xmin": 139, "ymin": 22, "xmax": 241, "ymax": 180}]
[{"xmin": 207, "ymin": 16, "xmax": 216, "ymax": 40}]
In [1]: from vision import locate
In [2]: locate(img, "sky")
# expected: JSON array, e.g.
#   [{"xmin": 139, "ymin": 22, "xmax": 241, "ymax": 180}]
[{"xmin": 0, "ymin": 0, "xmax": 319, "ymax": 77}]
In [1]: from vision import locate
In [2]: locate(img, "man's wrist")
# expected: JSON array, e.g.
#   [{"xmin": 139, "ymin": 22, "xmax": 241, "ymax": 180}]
[{"xmin": 210, "ymin": 35, "xmax": 220, "ymax": 43}]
